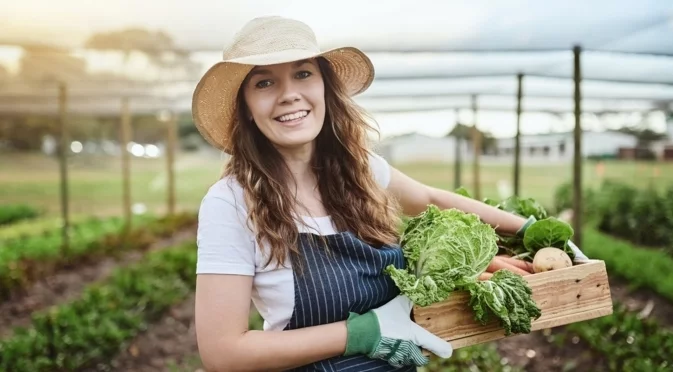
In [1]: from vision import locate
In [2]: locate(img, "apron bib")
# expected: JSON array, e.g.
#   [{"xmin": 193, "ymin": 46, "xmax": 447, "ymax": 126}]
[{"xmin": 283, "ymin": 231, "xmax": 417, "ymax": 372}]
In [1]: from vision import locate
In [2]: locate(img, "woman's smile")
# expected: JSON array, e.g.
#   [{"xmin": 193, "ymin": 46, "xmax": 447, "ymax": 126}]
[{"xmin": 275, "ymin": 109, "xmax": 311, "ymax": 127}]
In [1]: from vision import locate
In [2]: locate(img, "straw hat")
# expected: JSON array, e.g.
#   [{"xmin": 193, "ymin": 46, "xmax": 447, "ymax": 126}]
[{"xmin": 192, "ymin": 16, "xmax": 375, "ymax": 153}]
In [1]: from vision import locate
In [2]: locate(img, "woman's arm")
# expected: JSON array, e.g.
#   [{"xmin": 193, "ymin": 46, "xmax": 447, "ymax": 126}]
[
  {"xmin": 386, "ymin": 167, "xmax": 527, "ymax": 235},
  {"xmin": 195, "ymin": 273, "xmax": 347, "ymax": 372}
]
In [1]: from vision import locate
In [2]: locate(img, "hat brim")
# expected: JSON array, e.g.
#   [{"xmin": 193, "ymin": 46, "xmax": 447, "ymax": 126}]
[{"xmin": 191, "ymin": 46, "xmax": 375, "ymax": 153}]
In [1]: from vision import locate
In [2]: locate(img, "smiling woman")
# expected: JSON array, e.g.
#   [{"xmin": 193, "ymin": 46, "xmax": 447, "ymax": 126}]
[{"xmin": 189, "ymin": 15, "xmax": 569, "ymax": 372}]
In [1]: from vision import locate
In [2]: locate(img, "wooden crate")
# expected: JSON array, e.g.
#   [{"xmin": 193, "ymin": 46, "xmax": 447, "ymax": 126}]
[{"xmin": 412, "ymin": 259, "xmax": 613, "ymax": 349}]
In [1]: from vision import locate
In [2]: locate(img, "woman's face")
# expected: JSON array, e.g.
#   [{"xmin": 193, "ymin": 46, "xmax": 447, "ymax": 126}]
[{"xmin": 242, "ymin": 59, "xmax": 326, "ymax": 153}]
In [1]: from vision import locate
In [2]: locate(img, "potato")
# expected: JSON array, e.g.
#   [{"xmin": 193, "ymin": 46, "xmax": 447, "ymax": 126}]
[{"xmin": 532, "ymin": 247, "xmax": 572, "ymax": 273}]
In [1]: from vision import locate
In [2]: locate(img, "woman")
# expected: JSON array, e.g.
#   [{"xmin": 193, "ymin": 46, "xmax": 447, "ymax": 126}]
[{"xmin": 192, "ymin": 16, "xmax": 587, "ymax": 372}]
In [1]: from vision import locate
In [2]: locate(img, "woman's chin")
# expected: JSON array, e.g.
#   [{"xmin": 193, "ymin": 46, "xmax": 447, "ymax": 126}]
[
  {"xmin": 273, "ymin": 136, "xmax": 318, "ymax": 153},
  {"xmin": 271, "ymin": 129, "xmax": 322, "ymax": 151}
]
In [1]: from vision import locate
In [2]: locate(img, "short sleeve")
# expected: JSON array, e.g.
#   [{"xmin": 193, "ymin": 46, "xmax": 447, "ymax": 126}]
[
  {"xmin": 196, "ymin": 186, "xmax": 256, "ymax": 276},
  {"xmin": 368, "ymin": 151, "xmax": 392, "ymax": 189}
]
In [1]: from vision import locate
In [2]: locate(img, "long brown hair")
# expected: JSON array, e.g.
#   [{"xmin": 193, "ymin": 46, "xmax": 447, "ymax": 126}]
[{"xmin": 223, "ymin": 57, "xmax": 401, "ymax": 269}]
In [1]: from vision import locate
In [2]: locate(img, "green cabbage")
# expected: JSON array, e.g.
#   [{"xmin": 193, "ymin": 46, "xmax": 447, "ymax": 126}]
[{"xmin": 385, "ymin": 205, "xmax": 541, "ymax": 336}]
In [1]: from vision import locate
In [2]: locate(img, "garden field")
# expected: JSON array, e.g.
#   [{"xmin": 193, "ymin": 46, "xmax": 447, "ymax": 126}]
[{"xmin": 1, "ymin": 151, "xmax": 672, "ymax": 371}]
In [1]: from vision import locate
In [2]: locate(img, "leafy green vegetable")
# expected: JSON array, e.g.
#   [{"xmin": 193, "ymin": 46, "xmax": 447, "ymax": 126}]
[
  {"xmin": 453, "ymin": 186, "xmax": 574, "ymax": 261},
  {"xmin": 453, "ymin": 188, "xmax": 547, "ymax": 221},
  {"xmin": 386, "ymin": 205, "xmax": 541, "ymax": 335},
  {"xmin": 454, "ymin": 186, "xmax": 472, "ymax": 198},
  {"xmin": 498, "ymin": 195, "xmax": 548, "ymax": 221},
  {"xmin": 522, "ymin": 217, "xmax": 576, "ymax": 260},
  {"xmin": 468, "ymin": 270, "xmax": 541, "ymax": 335},
  {"xmin": 386, "ymin": 206, "xmax": 496, "ymax": 306}
]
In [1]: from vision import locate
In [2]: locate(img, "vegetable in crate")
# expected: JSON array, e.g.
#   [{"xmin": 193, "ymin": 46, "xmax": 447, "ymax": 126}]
[
  {"xmin": 384, "ymin": 205, "xmax": 541, "ymax": 336},
  {"xmin": 532, "ymin": 247, "xmax": 572, "ymax": 273},
  {"xmin": 453, "ymin": 187, "xmax": 581, "ymax": 262},
  {"xmin": 521, "ymin": 217, "xmax": 576, "ymax": 261}
]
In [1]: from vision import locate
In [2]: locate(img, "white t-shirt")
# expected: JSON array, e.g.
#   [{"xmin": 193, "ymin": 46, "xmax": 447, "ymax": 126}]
[{"xmin": 196, "ymin": 152, "xmax": 392, "ymax": 332}]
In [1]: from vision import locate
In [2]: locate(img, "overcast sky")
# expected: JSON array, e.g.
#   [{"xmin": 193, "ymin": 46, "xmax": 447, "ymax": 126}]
[
  {"xmin": 3, "ymin": 0, "xmax": 672, "ymax": 50},
  {"xmin": 2, "ymin": 0, "xmax": 672, "ymax": 137}
]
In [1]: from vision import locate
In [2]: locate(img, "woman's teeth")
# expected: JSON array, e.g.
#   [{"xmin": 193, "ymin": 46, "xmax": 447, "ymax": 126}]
[{"xmin": 277, "ymin": 111, "xmax": 308, "ymax": 122}]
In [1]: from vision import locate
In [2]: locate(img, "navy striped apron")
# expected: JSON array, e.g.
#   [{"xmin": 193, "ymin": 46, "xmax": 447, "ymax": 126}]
[{"xmin": 284, "ymin": 231, "xmax": 417, "ymax": 372}]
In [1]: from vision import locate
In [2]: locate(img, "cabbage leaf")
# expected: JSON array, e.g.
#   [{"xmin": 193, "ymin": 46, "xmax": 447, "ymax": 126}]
[
  {"xmin": 468, "ymin": 269, "xmax": 542, "ymax": 335},
  {"xmin": 385, "ymin": 204, "xmax": 541, "ymax": 336}
]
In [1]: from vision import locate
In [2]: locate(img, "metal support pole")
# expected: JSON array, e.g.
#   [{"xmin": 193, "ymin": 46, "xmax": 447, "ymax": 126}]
[
  {"xmin": 573, "ymin": 46, "xmax": 583, "ymax": 245},
  {"xmin": 120, "ymin": 97, "xmax": 132, "ymax": 231},
  {"xmin": 514, "ymin": 74, "xmax": 523, "ymax": 196},
  {"xmin": 471, "ymin": 95, "xmax": 481, "ymax": 200},
  {"xmin": 58, "ymin": 83, "xmax": 70, "ymax": 253}
]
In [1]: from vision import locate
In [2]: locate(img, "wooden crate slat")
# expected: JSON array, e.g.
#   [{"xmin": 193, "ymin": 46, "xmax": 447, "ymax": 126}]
[{"xmin": 412, "ymin": 260, "xmax": 614, "ymax": 350}]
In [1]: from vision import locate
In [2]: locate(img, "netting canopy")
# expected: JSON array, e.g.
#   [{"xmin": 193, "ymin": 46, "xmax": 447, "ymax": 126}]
[{"xmin": 1, "ymin": 0, "xmax": 672, "ymax": 116}]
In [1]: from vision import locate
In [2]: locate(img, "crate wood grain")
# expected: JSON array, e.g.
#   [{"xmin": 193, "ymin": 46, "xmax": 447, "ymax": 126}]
[{"xmin": 412, "ymin": 260, "xmax": 613, "ymax": 350}]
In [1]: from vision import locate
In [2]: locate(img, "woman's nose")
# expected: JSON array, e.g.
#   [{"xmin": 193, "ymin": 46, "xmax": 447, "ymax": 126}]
[{"xmin": 278, "ymin": 81, "xmax": 301, "ymax": 104}]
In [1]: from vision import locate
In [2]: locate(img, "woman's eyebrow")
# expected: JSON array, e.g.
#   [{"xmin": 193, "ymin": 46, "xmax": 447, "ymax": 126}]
[
  {"xmin": 247, "ymin": 68, "xmax": 272, "ymax": 80},
  {"xmin": 293, "ymin": 59, "xmax": 313, "ymax": 68}
]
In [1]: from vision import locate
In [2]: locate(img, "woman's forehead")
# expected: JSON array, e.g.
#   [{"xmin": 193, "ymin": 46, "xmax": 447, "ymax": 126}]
[{"xmin": 250, "ymin": 59, "xmax": 317, "ymax": 75}]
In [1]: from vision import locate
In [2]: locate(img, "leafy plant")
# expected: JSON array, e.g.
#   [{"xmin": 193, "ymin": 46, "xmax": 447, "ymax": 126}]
[
  {"xmin": 0, "ymin": 242, "xmax": 198, "ymax": 372},
  {"xmin": 497, "ymin": 195, "xmax": 548, "ymax": 221},
  {"xmin": 521, "ymin": 217, "xmax": 575, "ymax": 260},
  {"xmin": 564, "ymin": 303, "xmax": 673, "ymax": 372},
  {"xmin": 453, "ymin": 187, "xmax": 576, "ymax": 261},
  {"xmin": 0, "ymin": 212, "xmax": 197, "ymax": 299},
  {"xmin": 421, "ymin": 343, "xmax": 521, "ymax": 372},
  {"xmin": 0, "ymin": 204, "xmax": 40, "ymax": 226},
  {"xmin": 582, "ymin": 227, "xmax": 673, "ymax": 302},
  {"xmin": 385, "ymin": 205, "xmax": 541, "ymax": 336},
  {"xmin": 577, "ymin": 179, "xmax": 673, "ymax": 252}
]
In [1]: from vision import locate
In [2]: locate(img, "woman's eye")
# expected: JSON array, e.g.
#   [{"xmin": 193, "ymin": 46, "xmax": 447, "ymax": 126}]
[
  {"xmin": 296, "ymin": 71, "xmax": 312, "ymax": 79},
  {"xmin": 255, "ymin": 80, "xmax": 272, "ymax": 89}
]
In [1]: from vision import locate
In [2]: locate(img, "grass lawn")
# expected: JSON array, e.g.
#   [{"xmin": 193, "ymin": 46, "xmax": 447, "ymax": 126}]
[{"xmin": 1, "ymin": 151, "xmax": 671, "ymax": 218}]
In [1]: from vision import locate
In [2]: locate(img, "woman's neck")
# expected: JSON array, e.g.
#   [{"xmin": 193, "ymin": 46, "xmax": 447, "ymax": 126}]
[{"xmin": 277, "ymin": 142, "xmax": 315, "ymax": 187}]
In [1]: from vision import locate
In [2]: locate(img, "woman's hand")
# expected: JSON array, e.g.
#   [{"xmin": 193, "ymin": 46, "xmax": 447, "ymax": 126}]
[{"xmin": 344, "ymin": 295, "xmax": 453, "ymax": 367}]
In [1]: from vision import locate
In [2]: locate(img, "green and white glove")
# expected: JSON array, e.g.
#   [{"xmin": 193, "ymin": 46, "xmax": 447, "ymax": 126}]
[{"xmin": 344, "ymin": 295, "xmax": 453, "ymax": 367}]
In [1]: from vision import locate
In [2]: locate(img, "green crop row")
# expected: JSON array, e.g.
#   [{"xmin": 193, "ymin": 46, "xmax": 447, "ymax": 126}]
[
  {"xmin": 422, "ymin": 344, "xmax": 521, "ymax": 372},
  {"xmin": 0, "ymin": 242, "xmax": 197, "ymax": 372},
  {"xmin": 0, "ymin": 215, "xmax": 90, "ymax": 242},
  {"xmin": 0, "ymin": 212, "xmax": 197, "ymax": 299},
  {"xmin": 561, "ymin": 304, "xmax": 673, "ymax": 371},
  {"xmin": 554, "ymin": 180, "xmax": 673, "ymax": 251},
  {"xmin": 0, "ymin": 204, "xmax": 40, "ymax": 226},
  {"xmin": 582, "ymin": 227, "xmax": 673, "ymax": 303}
]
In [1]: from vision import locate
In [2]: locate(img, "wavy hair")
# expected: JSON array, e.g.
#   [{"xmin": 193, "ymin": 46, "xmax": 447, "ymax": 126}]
[{"xmin": 222, "ymin": 57, "xmax": 401, "ymax": 269}]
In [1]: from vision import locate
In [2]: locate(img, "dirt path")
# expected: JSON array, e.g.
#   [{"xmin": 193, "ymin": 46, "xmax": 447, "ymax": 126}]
[
  {"xmin": 84, "ymin": 294, "xmax": 200, "ymax": 372},
  {"xmin": 495, "ymin": 275, "xmax": 673, "ymax": 371},
  {"xmin": 0, "ymin": 228, "xmax": 196, "ymax": 338}
]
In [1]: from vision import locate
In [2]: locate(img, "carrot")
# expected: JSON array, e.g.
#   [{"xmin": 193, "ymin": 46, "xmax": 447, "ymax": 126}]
[
  {"xmin": 497, "ymin": 256, "xmax": 534, "ymax": 273},
  {"xmin": 478, "ymin": 272, "xmax": 493, "ymax": 281},
  {"xmin": 486, "ymin": 257, "xmax": 531, "ymax": 276}
]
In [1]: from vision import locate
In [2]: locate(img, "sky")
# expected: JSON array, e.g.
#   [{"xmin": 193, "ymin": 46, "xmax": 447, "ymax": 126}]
[
  {"xmin": 1, "ymin": 0, "xmax": 672, "ymax": 138},
  {"xmin": 3, "ymin": 0, "xmax": 672, "ymax": 51}
]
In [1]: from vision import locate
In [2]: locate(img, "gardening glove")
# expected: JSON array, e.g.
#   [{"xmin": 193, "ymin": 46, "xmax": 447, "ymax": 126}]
[
  {"xmin": 515, "ymin": 215, "xmax": 537, "ymax": 238},
  {"xmin": 516, "ymin": 216, "xmax": 590, "ymax": 263},
  {"xmin": 344, "ymin": 295, "xmax": 453, "ymax": 367},
  {"xmin": 567, "ymin": 240, "xmax": 589, "ymax": 263}
]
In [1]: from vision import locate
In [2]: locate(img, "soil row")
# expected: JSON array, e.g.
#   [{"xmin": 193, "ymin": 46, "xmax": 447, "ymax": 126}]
[
  {"xmin": 0, "ymin": 227, "xmax": 196, "ymax": 339},
  {"xmin": 496, "ymin": 275, "xmax": 673, "ymax": 371}
]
